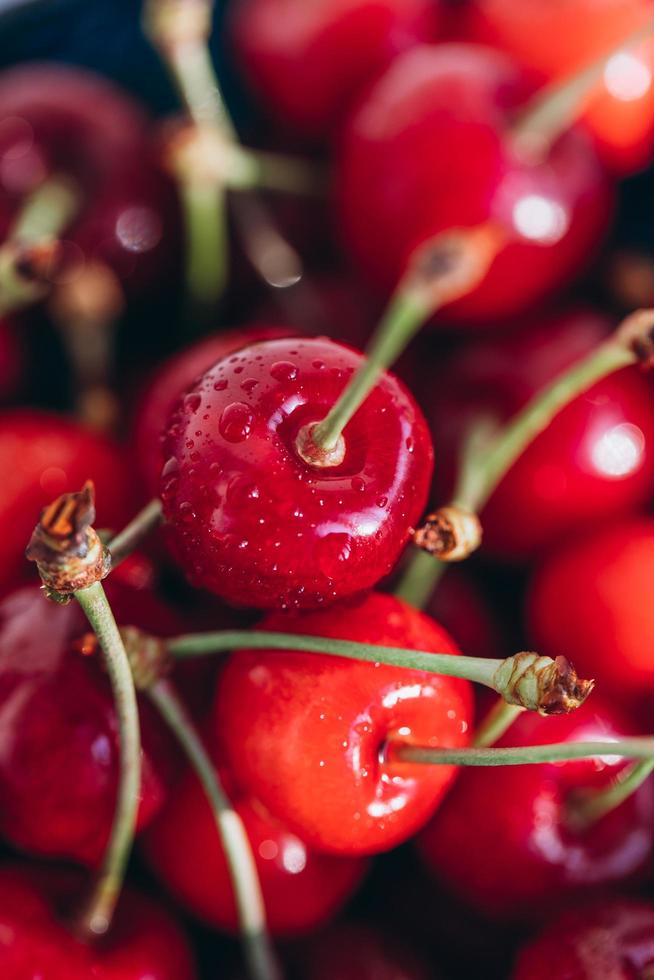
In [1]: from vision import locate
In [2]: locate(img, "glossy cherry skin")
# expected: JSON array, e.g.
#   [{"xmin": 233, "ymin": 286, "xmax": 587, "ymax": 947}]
[
  {"xmin": 336, "ymin": 43, "xmax": 613, "ymax": 325},
  {"xmin": 527, "ymin": 517, "xmax": 654, "ymax": 700},
  {"xmin": 426, "ymin": 307, "xmax": 654, "ymax": 561},
  {"xmin": 0, "ymin": 582, "xmax": 181, "ymax": 865},
  {"xmin": 214, "ymin": 592, "xmax": 473, "ymax": 855},
  {"xmin": 418, "ymin": 700, "xmax": 654, "ymax": 922},
  {"xmin": 160, "ymin": 336, "xmax": 434, "ymax": 610},
  {"xmin": 0, "ymin": 864, "xmax": 196, "ymax": 979},
  {"xmin": 459, "ymin": 0, "xmax": 654, "ymax": 175},
  {"xmin": 230, "ymin": 0, "xmax": 441, "ymax": 139},
  {"xmin": 142, "ymin": 769, "xmax": 367, "ymax": 935},
  {"xmin": 134, "ymin": 325, "xmax": 289, "ymax": 497},
  {"xmin": 512, "ymin": 898, "xmax": 654, "ymax": 979},
  {"xmin": 0, "ymin": 409, "xmax": 134, "ymax": 592},
  {"xmin": 304, "ymin": 922, "xmax": 433, "ymax": 980}
]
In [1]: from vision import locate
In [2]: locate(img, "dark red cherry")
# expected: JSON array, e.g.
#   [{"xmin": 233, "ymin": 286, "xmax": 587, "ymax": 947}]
[
  {"xmin": 0, "ymin": 863, "xmax": 196, "ymax": 979},
  {"xmin": 459, "ymin": 0, "xmax": 654, "ymax": 175},
  {"xmin": 214, "ymin": 592, "xmax": 473, "ymax": 855},
  {"xmin": 304, "ymin": 922, "xmax": 433, "ymax": 980},
  {"xmin": 527, "ymin": 516, "xmax": 654, "ymax": 700},
  {"xmin": 0, "ymin": 582, "xmax": 181, "ymax": 865},
  {"xmin": 0, "ymin": 409, "xmax": 134, "ymax": 592},
  {"xmin": 426, "ymin": 307, "xmax": 654, "ymax": 560},
  {"xmin": 142, "ymin": 769, "xmax": 368, "ymax": 935},
  {"xmin": 230, "ymin": 0, "xmax": 441, "ymax": 139},
  {"xmin": 134, "ymin": 324, "xmax": 289, "ymax": 497},
  {"xmin": 512, "ymin": 897, "xmax": 654, "ymax": 979},
  {"xmin": 160, "ymin": 336, "xmax": 433, "ymax": 609},
  {"xmin": 336, "ymin": 44, "xmax": 613, "ymax": 324},
  {"xmin": 418, "ymin": 699, "xmax": 654, "ymax": 922}
]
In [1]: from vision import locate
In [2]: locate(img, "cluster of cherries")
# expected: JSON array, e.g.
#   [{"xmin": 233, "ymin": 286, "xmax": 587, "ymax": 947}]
[{"xmin": 4, "ymin": 0, "xmax": 654, "ymax": 978}]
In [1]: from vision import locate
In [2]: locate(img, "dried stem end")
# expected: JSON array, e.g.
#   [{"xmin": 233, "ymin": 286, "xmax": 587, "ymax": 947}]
[
  {"xmin": 25, "ymin": 482, "xmax": 110, "ymax": 599},
  {"xmin": 295, "ymin": 422, "xmax": 346, "ymax": 469},
  {"xmin": 615, "ymin": 307, "xmax": 654, "ymax": 369},
  {"xmin": 406, "ymin": 223, "xmax": 505, "ymax": 311},
  {"xmin": 413, "ymin": 506, "xmax": 482, "ymax": 562},
  {"xmin": 75, "ymin": 626, "xmax": 172, "ymax": 691},
  {"xmin": 493, "ymin": 652, "xmax": 594, "ymax": 715}
]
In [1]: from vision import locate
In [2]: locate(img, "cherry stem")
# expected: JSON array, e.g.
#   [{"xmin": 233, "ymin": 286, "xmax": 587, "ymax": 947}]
[
  {"xmin": 386, "ymin": 739, "xmax": 654, "ymax": 767},
  {"xmin": 512, "ymin": 11, "xmax": 654, "ymax": 160},
  {"xmin": 73, "ymin": 581, "xmax": 141, "ymax": 938},
  {"xmin": 396, "ymin": 308, "xmax": 654, "ymax": 608},
  {"xmin": 567, "ymin": 758, "xmax": 654, "ymax": 830},
  {"xmin": 107, "ymin": 499, "xmax": 163, "ymax": 569},
  {"xmin": 180, "ymin": 176, "xmax": 228, "ymax": 308},
  {"xmin": 473, "ymin": 702, "xmax": 525, "ymax": 748},
  {"xmin": 166, "ymin": 631, "xmax": 591, "ymax": 714},
  {"xmin": 0, "ymin": 175, "xmax": 80, "ymax": 315},
  {"xmin": 230, "ymin": 193, "xmax": 303, "ymax": 290},
  {"xmin": 148, "ymin": 679, "xmax": 281, "ymax": 980}
]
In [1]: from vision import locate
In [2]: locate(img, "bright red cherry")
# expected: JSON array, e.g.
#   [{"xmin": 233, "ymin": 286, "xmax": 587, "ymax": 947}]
[
  {"xmin": 418, "ymin": 699, "xmax": 654, "ymax": 921},
  {"xmin": 426, "ymin": 307, "xmax": 654, "ymax": 560},
  {"xmin": 0, "ymin": 864, "xmax": 196, "ymax": 979},
  {"xmin": 142, "ymin": 769, "xmax": 368, "ymax": 935},
  {"xmin": 161, "ymin": 336, "xmax": 433, "ymax": 609},
  {"xmin": 230, "ymin": 0, "xmax": 441, "ymax": 139},
  {"xmin": 512, "ymin": 898, "xmax": 654, "ymax": 979},
  {"xmin": 303, "ymin": 922, "xmax": 433, "ymax": 980},
  {"xmin": 336, "ymin": 44, "xmax": 613, "ymax": 324},
  {"xmin": 0, "ymin": 409, "xmax": 134, "ymax": 592},
  {"xmin": 0, "ymin": 582, "xmax": 181, "ymax": 865},
  {"xmin": 527, "ymin": 516, "xmax": 654, "ymax": 700},
  {"xmin": 134, "ymin": 324, "xmax": 289, "ymax": 497},
  {"xmin": 459, "ymin": 1, "xmax": 654, "ymax": 175},
  {"xmin": 214, "ymin": 592, "xmax": 473, "ymax": 855}
]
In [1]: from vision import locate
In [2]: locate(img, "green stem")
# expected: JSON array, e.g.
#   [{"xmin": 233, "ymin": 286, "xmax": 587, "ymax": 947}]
[
  {"xmin": 568, "ymin": 758, "xmax": 654, "ymax": 828},
  {"xmin": 394, "ymin": 549, "xmax": 446, "ymax": 608},
  {"xmin": 227, "ymin": 149, "xmax": 324, "ymax": 196},
  {"xmin": 512, "ymin": 11, "xmax": 654, "ymax": 159},
  {"xmin": 167, "ymin": 37, "xmax": 237, "ymax": 137},
  {"xmin": 388, "ymin": 739, "xmax": 654, "ymax": 767},
  {"xmin": 230, "ymin": 193, "xmax": 303, "ymax": 289},
  {"xmin": 108, "ymin": 499, "xmax": 163, "ymax": 569},
  {"xmin": 148, "ymin": 680, "xmax": 281, "ymax": 980},
  {"xmin": 180, "ymin": 177, "xmax": 228, "ymax": 308},
  {"xmin": 473, "ymin": 702, "xmax": 524, "ymax": 748},
  {"xmin": 74, "ymin": 581, "xmax": 141, "ymax": 936},
  {"xmin": 311, "ymin": 289, "xmax": 430, "ymax": 452}
]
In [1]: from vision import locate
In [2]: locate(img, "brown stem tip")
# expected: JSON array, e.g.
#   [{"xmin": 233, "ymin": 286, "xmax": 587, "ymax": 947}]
[
  {"xmin": 493, "ymin": 652, "xmax": 594, "ymax": 715},
  {"xmin": 413, "ymin": 506, "xmax": 482, "ymax": 562},
  {"xmin": 26, "ymin": 481, "xmax": 110, "ymax": 598},
  {"xmin": 407, "ymin": 223, "xmax": 504, "ymax": 310},
  {"xmin": 615, "ymin": 307, "xmax": 654, "ymax": 369},
  {"xmin": 74, "ymin": 625, "xmax": 172, "ymax": 691}
]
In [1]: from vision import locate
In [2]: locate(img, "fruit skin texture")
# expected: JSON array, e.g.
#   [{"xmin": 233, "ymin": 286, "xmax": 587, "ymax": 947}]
[
  {"xmin": 141, "ymin": 770, "xmax": 368, "ymax": 936},
  {"xmin": 230, "ymin": 0, "xmax": 441, "ymax": 138},
  {"xmin": 418, "ymin": 700, "xmax": 654, "ymax": 922},
  {"xmin": 527, "ymin": 517, "xmax": 654, "ymax": 699},
  {"xmin": 336, "ymin": 44, "xmax": 613, "ymax": 324},
  {"xmin": 214, "ymin": 592, "xmax": 473, "ymax": 855},
  {"xmin": 0, "ymin": 583, "xmax": 180, "ymax": 865},
  {"xmin": 460, "ymin": 0, "xmax": 654, "ymax": 175},
  {"xmin": 512, "ymin": 898, "xmax": 654, "ymax": 979},
  {"xmin": 0, "ymin": 864, "xmax": 196, "ymax": 979},
  {"xmin": 134, "ymin": 324, "xmax": 289, "ymax": 497},
  {"xmin": 426, "ymin": 307, "xmax": 654, "ymax": 560},
  {"xmin": 0, "ymin": 409, "xmax": 133, "ymax": 592},
  {"xmin": 161, "ymin": 337, "xmax": 433, "ymax": 610}
]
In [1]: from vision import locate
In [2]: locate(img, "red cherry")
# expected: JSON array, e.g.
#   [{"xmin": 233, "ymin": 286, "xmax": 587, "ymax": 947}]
[
  {"xmin": 134, "ymin": 324, "xmax": 289, "ymax": 497},
  {"xmin": 336, "ymin": 44, "xmax": 613, "ymax": 324},
  {"xmin": 303, "ymin": 922, "xmax": 433, "ymax": 980},
  {"xmin": 230, "ymin": 0, "xmax": 441, "ymax": 139},
  {"xmin": 512, "ymin": 898, "xmax": 654, "ymax": 979},
  {"xmin": 426, "ymin": 307, "xmax": 654, "ymax": 560},
  {"xmin": 460, "ymin": 1, "xmax": 654, "ymax": 175},
  {"xmin": 0, "ymin": 582, "xmax": 181, "ymax": 865},
  {"xmin": 0, "ymin": 864, "xmax": 196, "ymax": 979},
  {"xmin": 213, "ymin": 592, "xmax": 473, "ymax": 855},
  {"xmin": 0, "ymin": 409, "xmax": 133, "ymax": 592},
  {"xmin": 527, "ymin": 516, "xmax": 654, "ymax": 699},
  {"xmin": 142, "ymin": 770, "xmax": 367, "ymax": 935},
  {"xmin": 418, "ymin": 700, "xmax": 654, "ymax": 921},
  {"xmin": 160, "ymin": 336, "xmax": 433, "ymax": 609}
]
